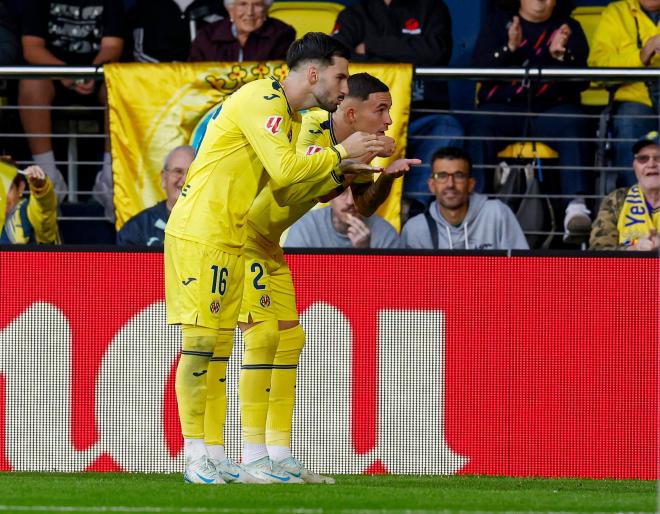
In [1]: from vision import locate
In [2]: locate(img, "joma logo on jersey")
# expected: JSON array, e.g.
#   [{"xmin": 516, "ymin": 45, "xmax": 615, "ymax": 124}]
[
  {"xmin": 265, "ymin": 116, "xmax": 283, "ymax": 135},
  {"xmin": 305, "ymin": 145, "xmax": 323, "ymax": 156}
]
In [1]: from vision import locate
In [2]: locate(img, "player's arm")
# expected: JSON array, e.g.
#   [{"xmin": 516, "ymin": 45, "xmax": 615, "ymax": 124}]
[
  {"xmin": 352, "ymin": 158, "xmax": 421, "ymax": 217},
  {"xmin": 240, "ymin": 98, "xmax": 381, "ymax": 188}
]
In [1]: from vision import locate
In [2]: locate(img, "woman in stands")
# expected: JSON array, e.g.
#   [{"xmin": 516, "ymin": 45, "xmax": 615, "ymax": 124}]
[{"xmin": 188, "ymin": 0, "xmax": 295, "ymax": 62}]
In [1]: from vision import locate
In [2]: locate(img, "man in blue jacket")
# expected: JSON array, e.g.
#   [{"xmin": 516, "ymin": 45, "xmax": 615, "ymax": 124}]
[{"xmin": 116, "ymin": 145, "xmax": 194, "ymax": 246}]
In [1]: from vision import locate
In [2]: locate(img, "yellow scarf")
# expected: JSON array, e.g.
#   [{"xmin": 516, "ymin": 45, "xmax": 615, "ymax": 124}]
[{"xmin": 617, "ymin": 185, "xmax": 660, "ymax": 246}]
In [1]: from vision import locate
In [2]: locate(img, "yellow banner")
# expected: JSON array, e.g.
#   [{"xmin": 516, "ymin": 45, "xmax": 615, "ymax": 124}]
[{"xmin": 105, "ymin": 61, "xmax": 412, "ymax": 231}]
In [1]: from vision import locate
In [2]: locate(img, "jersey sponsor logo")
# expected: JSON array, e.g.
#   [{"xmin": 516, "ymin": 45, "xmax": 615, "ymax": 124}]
[
  {"xmin": 402, "ymin": 18, "xmax": 421, "ymax": 34},
  {"xmin": 209, "ymin": 300, "xmax": 221, "ymax": 314},
  {"xmin": 305, "ymin": 145, "xmax": 323, "ymax": 156},
  {"xmin": 265, "ymin": 115, "xmax": 283, "ymax": 135},
  {"xmin": 260, "ymin": 294, "xmax": 271, "ymax": 308}
]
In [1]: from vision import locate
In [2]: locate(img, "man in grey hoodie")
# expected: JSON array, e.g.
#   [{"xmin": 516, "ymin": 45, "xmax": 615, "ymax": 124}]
[{"xmin": 401, "ymin": 146, "xmax": 529, "ymax": 250}]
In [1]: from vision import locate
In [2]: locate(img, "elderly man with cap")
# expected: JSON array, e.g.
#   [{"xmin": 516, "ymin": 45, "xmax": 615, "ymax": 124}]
[{"xmin": 590, "ymin": 131, "xmax": 660, "ymax": 250}]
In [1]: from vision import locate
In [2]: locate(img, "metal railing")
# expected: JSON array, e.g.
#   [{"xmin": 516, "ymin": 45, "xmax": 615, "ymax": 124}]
[{"xmin": 0, "ymin": 66, "xmax": 658, "ymax": 246}]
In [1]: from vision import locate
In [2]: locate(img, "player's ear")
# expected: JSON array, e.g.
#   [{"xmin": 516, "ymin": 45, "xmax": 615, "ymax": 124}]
[
  {"xmin": 161, "ymin": 169, "xmax": 167, "ymax": 190},
  {"xmin": 307, "ymin": 64, "xmax": 319, "ymax": 85}
]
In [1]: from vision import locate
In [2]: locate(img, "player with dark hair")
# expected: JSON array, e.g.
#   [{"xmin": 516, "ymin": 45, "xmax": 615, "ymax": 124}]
[
  {"xmin": 164, "ymin": 32, "xmax": 385, "ymax": 485},
  {"xmin": 235, "ymin": 71, "xmax": 420, "ymax": 483}
]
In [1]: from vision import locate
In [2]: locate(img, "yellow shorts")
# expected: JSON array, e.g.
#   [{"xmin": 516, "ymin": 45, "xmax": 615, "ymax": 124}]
[
  {"xmin": 165, "ymin": 234, "xmax": 244, "ymax": 330},
  {"xmin": 237, "ymin": 240, "xmax": 298, "ymax": 323}
]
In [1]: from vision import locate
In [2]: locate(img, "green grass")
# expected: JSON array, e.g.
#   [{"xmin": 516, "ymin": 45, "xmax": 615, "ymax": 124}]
[{"xmin": 0, "ymin": 473, "xmax": 655, "ymax": 514}]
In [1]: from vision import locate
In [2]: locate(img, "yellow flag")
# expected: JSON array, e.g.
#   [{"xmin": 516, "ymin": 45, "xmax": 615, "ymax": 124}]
[
  {"xmin": 105, "ymin": 62, "xmax": 412, "ymax": 231},
  {"xmin": 0, "ymin": 160, "xmax": 18, "ymax": 231}
]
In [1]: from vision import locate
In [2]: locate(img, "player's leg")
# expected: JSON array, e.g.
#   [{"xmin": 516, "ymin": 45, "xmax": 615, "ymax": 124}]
[
  {"xmin": 165, "ymin": 235, "xmax": 243, "ymax": 484},
  {"xmin": 237, "ymin": 249, "xmax": 303, "ymax": 484},
  {"xmin": 265, "ymin": 259, "xmax": 335, "ymax": 484}
]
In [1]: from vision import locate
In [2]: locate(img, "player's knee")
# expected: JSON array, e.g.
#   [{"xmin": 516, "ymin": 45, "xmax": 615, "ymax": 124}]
[
  {"xmin": 242, "ymin": 319, "xmax": 279, "ymax": 364},
  {"xmin": 275, "ymin": 324, "xmax": 305, "ymax": 365},
  {"xmin": 181, "ymin": 324, "xmax": 223, "ymax": 353}
]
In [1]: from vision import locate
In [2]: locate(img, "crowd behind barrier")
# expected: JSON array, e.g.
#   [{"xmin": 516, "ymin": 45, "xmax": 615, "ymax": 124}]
[{"xmin": 0, "ymin": 0, "xmax": 659, "ymax": 250}]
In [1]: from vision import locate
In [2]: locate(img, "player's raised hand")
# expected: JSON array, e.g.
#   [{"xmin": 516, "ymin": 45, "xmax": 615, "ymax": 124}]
[
  {"xmin": 341, "ymin": 131, "xmax": 386, "ymax": 159},
  {"xmin": 382, "ymin": 158, "xmax": 422, "ymax": 178},
  {"xmin": 346, "ymin": 213, "xmax": 371, "ymax": 248},
  {"xmin": 376, "ymin": 136, "xmax": 396, "ymax": 158}
]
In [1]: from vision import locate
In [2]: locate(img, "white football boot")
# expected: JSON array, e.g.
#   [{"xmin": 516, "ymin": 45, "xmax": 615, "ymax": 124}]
[
  {"xmin": 243, "ymin": 456, "xmax": 304, "ymax": 484},
  {"xmin": 210, "ymin": 458, "xmax": 269, "ymax": 484},
  {"xmin": 275, "ymin": 456, "xmax": 336, "ymax": 484},
  {"xmin": 183, "ymin": 456, "xmax": 225, "ymax": 485}
]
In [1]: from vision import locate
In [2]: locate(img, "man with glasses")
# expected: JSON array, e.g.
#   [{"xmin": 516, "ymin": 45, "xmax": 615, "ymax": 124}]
[
  {"xmin": 117, "ymin": 145, "xmax": 194, "ymax": 246},
  {"xmin": 401, "ymin": 146, "xmax": 528, "ymax": 250},
  {"xmin": 590, "ymin": 131, "xmax": 660, "ymax": 250}
]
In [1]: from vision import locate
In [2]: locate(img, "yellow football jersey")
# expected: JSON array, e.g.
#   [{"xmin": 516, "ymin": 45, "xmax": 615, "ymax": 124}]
[
  {"xmin": 165, "ymin": 78, "xmax": 347, "ymax": 253},
  {"xmin": 246, "ymin": 109, "xmax": 375, "ymax": 246}
]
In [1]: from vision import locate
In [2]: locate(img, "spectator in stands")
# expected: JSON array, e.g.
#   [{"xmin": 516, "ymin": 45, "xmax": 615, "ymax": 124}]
[
  {"xmin": 588, "ymin": 0, "xmax": 660, "ymax": 190},
  {"xmin": 1, "ymin": 164, "xmax": 60, "ymax": 244},
  {"xmin": 18, "ymin": 0, "xmax": 124, "ymax": 210},
  {"xmin": 284, "ymin": 187, "xmax": 400, "ymax": 249},
  {"xmin": 401, "ymin": 146, "xmax": 528, "ymax": 249},
  {"xmin": 116, "ymin": 145, "xmax": 193, "ymax": 246},
  {"xmin": 132, "ymin": 0, "xmax": 227, "ymax": 62},
  {"xmin": 189, "ymin": 0, "xmax": 294, "ymax": 62},
  {"xmin": 589, "ymin": 131, "xmax": 660, "ymax": 250},
  {"xmin": 331, "ymin": 0, "xmax": 464, "ymax": 208},
  {"xmin": 0, "ymin": 1, "xmax": 19, "ymax": 65},
  {"xmin": 469, "ymin": 0, "xmax": 593, "ymax": 241}
]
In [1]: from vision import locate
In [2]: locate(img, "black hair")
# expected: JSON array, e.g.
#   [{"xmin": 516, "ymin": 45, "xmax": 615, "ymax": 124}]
[
  {"xmin": 346, "ymin": 73, "xmax": 389, "ymax": 100},
  {"xmin": 492, "ymin": 0, "xmax": 576, "ymax": 19},
  {"xmin": 286, "ymin": 32, "xmax": 351, "ymax": 71},
  {"xmin": 10, "ymin": 172, "xmax": 28, "ymax": 195},
  {"xmin": 430, "ymin": 146, "xmax": 472, "ymax": 172}
]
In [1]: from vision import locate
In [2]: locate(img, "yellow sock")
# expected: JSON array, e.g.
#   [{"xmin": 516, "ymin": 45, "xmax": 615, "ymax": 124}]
[
  {"xmin": 266, "ymin": 324, "xmax": 305, "ymax": 447},
  {"xmin": 239, "ymin": 320, "xmax": 279, "ymax": 445},
  {"xmin": 204, "ymin": 329, "xmax": 234, "ymax": 446},
  {"xmin": 175, "ymin": 325, "xmax": 218, "ymax": 439}
]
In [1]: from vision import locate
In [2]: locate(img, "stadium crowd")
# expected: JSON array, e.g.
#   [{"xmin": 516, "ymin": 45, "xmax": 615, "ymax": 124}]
[{"xmin": 0, "ymin": 0, "xmax": 658, "ymax": 250}]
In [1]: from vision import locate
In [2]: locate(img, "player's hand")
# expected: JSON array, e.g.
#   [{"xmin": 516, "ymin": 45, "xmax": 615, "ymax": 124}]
[
  {"xmin": 376, "ymin": 136, "xmax": 396, "ymax": 158},
  {"xmin": 22, "ymin": 165, "xmax": 47, "ymax": 188},
  {"xmin": 549, "ymin": 24, "xmax": 571, "ymax": 61},
  {"xmin": 382, "ymin": 158, "xmax": 422, "ymax": 178},
  {"xmin": 339, "ymin": 159, "xmax": 383, "ymax": 175},
  {"xmin": 341, "ymin": 131, "xmax": 386, "ymax": 159},
  {"xmin": 346, "ymin": 213, "xmax": 371, "ymax": 248},
  {"xmin": 507, "ymin": 16, "xmax": 522, "ymax": 52},
  {"xmin": 355, "ymin": 42, "xmax": 366, "ymax": 55}
]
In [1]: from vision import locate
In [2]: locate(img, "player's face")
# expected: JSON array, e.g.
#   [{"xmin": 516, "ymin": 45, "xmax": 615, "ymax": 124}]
[
  {"xmin": 633, "ymin": 143, "xmax": 660, "ymax": 192},
  {"xmin": 313, "ymin": 56, "xmax": 350, "ymax": 112},
  {"xmin": 330, "ymin": 187, "xmax": 360, "ymax": 223},
  {"xmin": 428, "ymin": 157, "xmax": 475, "ymax": 210},
  {"xmin": 353, "ymin": 92, "xmax": 392, "ymax": 136},
  {"xmin": 162, "ymin": 149, "xmax": 193, "ymax": 207}
]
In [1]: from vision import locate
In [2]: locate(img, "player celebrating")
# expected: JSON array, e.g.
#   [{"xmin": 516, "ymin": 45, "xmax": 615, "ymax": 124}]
[
  {"xmin": 165, "ymin": 33, "xmax": 385, "ymax": 485},
  {"xmin": 235, "ymin": 72, "xmax": 421, "ymax": 483}
]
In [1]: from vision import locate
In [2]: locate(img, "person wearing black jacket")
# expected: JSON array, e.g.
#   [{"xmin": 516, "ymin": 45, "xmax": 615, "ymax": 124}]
[
  {"xmin": 469, "ymin": 0, "xmax": 593, "ymax": 240},
  {"xmin": 132, "ymin": 0, "xmax": 227, "ymax": 62},
  {"xmin": 332, "ymin": 0, "xmax": 464, "ymax": 207}
]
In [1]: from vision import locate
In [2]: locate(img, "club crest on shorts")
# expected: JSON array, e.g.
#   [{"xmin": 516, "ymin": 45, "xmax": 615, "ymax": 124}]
[
  {"xmin": 260, "ymin": 294, "xmax": 271, "ymax": 308},
  {"xmin": 265, "ymin": 115, "xmax": 283, "ymax": 134},
  {"xmin": 209, "ymin": 300, "xmax": 221, "ymax": 314}
]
